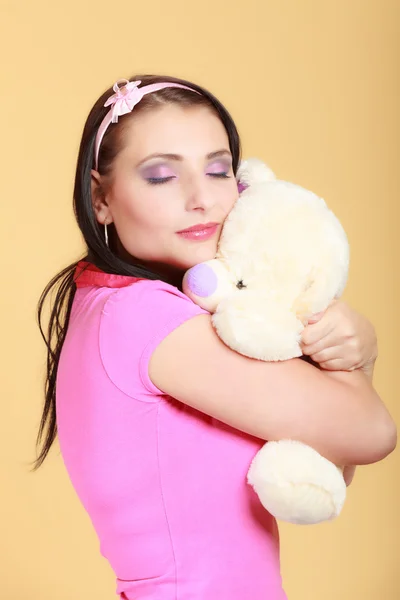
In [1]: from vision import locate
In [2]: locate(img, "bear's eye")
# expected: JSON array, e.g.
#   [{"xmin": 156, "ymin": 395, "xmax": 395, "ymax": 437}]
[{"xmin": 236, "ymin": 280, "xmax": 246, "ymax": 290}]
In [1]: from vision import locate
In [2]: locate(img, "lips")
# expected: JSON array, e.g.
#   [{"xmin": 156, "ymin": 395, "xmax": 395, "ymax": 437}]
[
  {"xmin": 176, "ymin": 222, "xmax": 220, "ymax": 241},
  {"xmin": 177, "ymin": 222, "xmax": 219, "ymax": 234}
]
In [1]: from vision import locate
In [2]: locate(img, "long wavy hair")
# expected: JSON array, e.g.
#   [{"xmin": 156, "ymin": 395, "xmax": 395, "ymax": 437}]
[{"xmin": 33, "ymin": 74, "xmax": 242, "ymax": 471}]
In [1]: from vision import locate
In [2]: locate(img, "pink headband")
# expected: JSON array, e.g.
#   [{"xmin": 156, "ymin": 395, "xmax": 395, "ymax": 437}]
[{"xmin": 94, "ymin": 79, "xmax": 199, "ymax": 170}]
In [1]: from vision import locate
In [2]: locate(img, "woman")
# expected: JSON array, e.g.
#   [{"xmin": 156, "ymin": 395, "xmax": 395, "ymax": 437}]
[{"xmin": 35, "ymin": 74, "xmax": 396, "ymax": 600}]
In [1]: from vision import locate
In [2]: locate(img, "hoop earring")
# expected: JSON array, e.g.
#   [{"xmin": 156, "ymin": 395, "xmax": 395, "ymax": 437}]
[{"xmin": 104, "ymin": 222, "xmax": 109, "ymax": 247}]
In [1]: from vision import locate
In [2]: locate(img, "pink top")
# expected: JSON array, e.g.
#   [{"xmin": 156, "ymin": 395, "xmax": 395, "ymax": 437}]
[{"xmin": 56, "ymin": 261, "xmax": 287, "ymax": 600}]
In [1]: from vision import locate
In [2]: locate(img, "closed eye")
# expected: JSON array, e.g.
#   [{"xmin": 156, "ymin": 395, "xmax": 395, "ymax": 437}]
[
  {"xmin": 208, "ymin": 172, "xmax": 230, "ymax": 179},
  {"xmin": 147, "ymin": 176, "xmax": 176, "ymax": 185},
  {"xmin": 147, "ymin": 172, "xmax": 231, "ymax": 185}
]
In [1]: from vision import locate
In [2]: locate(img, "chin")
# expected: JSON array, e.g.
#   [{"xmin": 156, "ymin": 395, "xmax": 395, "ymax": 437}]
[
  {"xmin": 185, "ymin": 244, "xmax": 218, "ymax": 269},
  {"xmin": 167, "ymin": 238, "xmax": 219, "ymax": 276}
]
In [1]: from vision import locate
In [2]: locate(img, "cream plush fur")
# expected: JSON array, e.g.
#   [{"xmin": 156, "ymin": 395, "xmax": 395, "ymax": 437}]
[{"xmin": 182, "ymin": 158, "xmax": 350, "ymax": 525}]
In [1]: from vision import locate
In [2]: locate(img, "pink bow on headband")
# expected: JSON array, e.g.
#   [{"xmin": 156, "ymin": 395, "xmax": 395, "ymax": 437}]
[
  {"xmin": 94, "ymin": 78, "xmax": 200, "ymax": 170},
  {"xmin": 105, "ymin": 79, "xmax": 145, "ymax": 124}
]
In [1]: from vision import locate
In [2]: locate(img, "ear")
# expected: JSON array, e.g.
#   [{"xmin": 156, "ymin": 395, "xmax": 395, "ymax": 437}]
[{"xmin": 91, "ymin": 169, "xmax": 113, "ymax": 225}]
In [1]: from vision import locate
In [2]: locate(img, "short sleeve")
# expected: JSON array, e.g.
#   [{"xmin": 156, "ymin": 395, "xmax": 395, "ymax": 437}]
[{"xmin": 99, "ymin": 279, "xmax": 208, "ymax": 401}]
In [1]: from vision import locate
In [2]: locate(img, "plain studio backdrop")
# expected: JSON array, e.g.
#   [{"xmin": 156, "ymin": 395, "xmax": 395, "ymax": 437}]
[{"xmin": 1, "ymin": 1, "xmax": 399, "ymax": 599}]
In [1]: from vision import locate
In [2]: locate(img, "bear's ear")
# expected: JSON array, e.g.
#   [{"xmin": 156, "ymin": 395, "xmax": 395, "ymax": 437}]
[{"xmin": 236, "ymin": 158, "xmax": 276, "ymax": 191}]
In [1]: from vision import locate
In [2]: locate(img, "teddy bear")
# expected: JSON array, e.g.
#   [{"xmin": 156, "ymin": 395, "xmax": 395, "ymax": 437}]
[{"xmin": 182, "ymin": 158, "xmax": 350, "ymax": 525}]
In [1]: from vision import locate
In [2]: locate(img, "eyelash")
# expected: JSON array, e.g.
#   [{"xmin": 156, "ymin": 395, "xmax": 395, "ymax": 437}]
[
  {"xmin": 147, "ymin": 176, "xmax": 175, "ymax": 185},
  {"xmin": 147, "ymin": 173, "xmax": 231, "ymax": 185}
]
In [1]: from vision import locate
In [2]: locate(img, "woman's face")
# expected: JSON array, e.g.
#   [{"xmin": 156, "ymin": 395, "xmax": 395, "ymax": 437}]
[{"xmin": 92, "ymin": 103, "xmax": 239, "ymax": 281}]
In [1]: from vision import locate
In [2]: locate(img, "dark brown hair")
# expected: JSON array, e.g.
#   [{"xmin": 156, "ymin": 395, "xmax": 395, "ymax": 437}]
[{"xmin": 33, "ymin": 74, "xmax": 242, "ymax": 470}]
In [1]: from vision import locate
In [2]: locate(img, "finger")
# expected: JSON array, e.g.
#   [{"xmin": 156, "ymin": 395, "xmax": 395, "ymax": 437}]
[
  {"xmin": 309, "ymin": 346, "xmax": 343, "ymax": 365},
  {"xmin": 307, "ymin": 300, "xmax": 338, "ymax": 324},
  {"xmin": 302, "ymin": 333, "xmax": 338, "ymax": 356},
  {"xmin": 301, "ymin": 320, "xmax": 335, "ymax": 347},
  {"xmin": 343, "ymin": 465, "xmax": 356, "ymax": 487},
  {"xmin": 302, "ymin": 325, "xmax": 349, "ymax": 355},
  {"xmin": 307, "ymin": 311, "xmax": 325, "ymax": 324},
  {"xmin": 312, "ymin": 348, "xmax": 365, "ymax": 371},
  {"xmin": 318, "ymin": 358, "xmax": 351, "ymax": 371}
]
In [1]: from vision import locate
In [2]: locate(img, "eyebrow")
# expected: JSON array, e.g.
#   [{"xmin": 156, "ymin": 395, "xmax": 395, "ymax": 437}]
[{"xmin": 136, "ymin": 149, "xmax": 232, "ymax": 167}]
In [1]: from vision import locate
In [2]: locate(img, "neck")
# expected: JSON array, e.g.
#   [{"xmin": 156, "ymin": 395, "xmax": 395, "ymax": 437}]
[{"xmin": 115, "ymin": 241, "xmax": 184, "ymax": 289}]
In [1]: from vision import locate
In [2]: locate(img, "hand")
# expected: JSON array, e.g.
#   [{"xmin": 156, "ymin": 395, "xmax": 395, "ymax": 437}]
[
  {"xmin": 300, "ymin": 300, "xmax": 378, "ymax": 376},
  {"xmin": 343, "ymin": 465, "xmax": 356, "ymax": 486}
]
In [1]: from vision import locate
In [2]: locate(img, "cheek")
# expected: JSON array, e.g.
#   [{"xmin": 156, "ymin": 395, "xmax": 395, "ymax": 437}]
[
  {"xmin": 111, "ymin": 183, "xmax": 177, "ymax": 242},
  {"xmin": 121, "ymin": 203, "xmax": 168, "ymax": 236},
  {"xmin": 220, "ymin": 182, "xmax": 239, "ymax": 215}
]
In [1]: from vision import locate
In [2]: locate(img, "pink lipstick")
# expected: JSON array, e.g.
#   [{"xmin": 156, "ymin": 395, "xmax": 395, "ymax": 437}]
[{"xmin": 177, "ymin": 222, "xmax": 219, "ymax": 241}]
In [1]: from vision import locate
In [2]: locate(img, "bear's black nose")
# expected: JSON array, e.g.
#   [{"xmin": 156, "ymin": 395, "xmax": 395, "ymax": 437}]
[{"xmin": 236, "ymin": 280, "xmax": 246, "ymax": 290}]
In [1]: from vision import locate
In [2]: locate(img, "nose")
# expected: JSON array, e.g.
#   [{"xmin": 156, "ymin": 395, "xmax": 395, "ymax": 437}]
[{"xmin": 184, "ymin": 174, "xmax": 214, "ymax": 212}]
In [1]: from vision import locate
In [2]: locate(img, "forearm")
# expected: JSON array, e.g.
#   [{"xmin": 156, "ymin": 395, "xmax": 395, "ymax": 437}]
[
  {"xmin": 341, "ymin": 369, "xmax": 373, "ymax": 485},
  {"xmin": 341, "ymin": 362, "xmax": 376, "ymax": 485},
  {"xmin": 153, "ymin": 315, "xmax": 396, "ymax": 467},
  {"xmin": 323, "ymin": 365, "xmax": 395, "ymax": 463},
  {"xmin": 302, "ymin": 317, "xmax": 380, "ymax": 471}
]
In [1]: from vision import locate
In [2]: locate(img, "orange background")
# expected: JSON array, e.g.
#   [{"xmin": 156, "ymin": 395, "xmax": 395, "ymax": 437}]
[{"xmin": 1, "ymin": 1, "xmax": 399, "ymax": 598}]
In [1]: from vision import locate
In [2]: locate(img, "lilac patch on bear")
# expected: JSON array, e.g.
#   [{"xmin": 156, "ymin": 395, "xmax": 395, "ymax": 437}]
[{"xmin": 186, "ymin": 263, "xmax": 218, "ymax": 298}]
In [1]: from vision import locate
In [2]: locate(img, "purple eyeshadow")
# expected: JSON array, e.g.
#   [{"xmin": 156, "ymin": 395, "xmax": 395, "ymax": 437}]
[{"xmin": 141, "ymin": 165, "xmax": 176, "ymax": 179}]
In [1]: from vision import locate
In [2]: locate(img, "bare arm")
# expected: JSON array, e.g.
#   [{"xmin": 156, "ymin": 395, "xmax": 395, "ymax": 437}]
[
  {"xmin": 301, "ymin": 300, "xmax": 382, "ymax": 482},
  {"xmin": 149, "ymin": 314, "xmax": 396, "ymax": 466}
]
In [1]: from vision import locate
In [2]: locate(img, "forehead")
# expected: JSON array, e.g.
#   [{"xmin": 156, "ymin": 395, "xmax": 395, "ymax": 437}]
[{"xmin": 120, "ymin": 103, "xmax": 229, "ymax": 159}]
